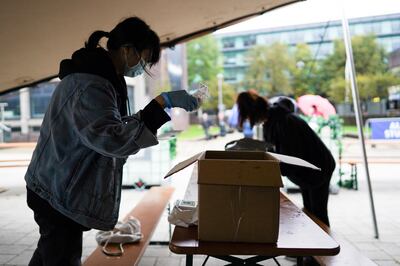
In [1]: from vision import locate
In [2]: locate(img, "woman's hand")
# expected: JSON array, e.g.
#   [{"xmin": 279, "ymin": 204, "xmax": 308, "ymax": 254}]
[
  {"xmin": 155, "ymin": 95, "xmax": 166, "ymax": 109},
  {"xmin": 160, "ymin": 90, "xmax": 199, "ymax": 112}
]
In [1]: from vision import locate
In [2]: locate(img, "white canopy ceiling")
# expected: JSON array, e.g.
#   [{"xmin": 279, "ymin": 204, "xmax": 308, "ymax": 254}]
[{"xmin": 0, "ymin": 0, "xmax": 299, "ymax": 93}]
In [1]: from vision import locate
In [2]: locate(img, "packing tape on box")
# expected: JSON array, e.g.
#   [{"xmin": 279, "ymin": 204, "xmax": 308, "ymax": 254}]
[{"xmin": 230, "ymin": 186, "xmax": 247, "ymax": 241}]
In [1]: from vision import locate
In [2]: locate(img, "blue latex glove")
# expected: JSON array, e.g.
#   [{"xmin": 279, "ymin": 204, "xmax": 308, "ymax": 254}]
[{"xmin": 161, "ymin": 90, "xmax": 199, "ymax": 111}]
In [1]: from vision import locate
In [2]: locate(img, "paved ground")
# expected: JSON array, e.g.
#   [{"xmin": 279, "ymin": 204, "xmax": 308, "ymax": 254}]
[{"xmin": 0, "ymin": 131, "xmax": 399, "ymax": 265}]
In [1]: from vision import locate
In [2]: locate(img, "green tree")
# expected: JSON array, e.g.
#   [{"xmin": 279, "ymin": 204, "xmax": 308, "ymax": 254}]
[
  {"xmin": 291, "ymin": 43, "xmax": 320, "ymax": 97},
  {"xmin": 187, "ymin": 35, "xmax": 222, "ymax": 84},
  {"xmin": 326, "ymin": 77, "xmax": 346, "ymax": 103},
  {"xmin": 242, "ymin": 45, "xmax": 269, "ymax": 92},
  {"xmin": 321, "ymin": 35, "xmax": 399, "ymax": 103},
  {"xmin": 187, "ymin": 35, "xmax": 236, "ymax": 110},
  {"xmin": 244, "ymin": 43, "xmax": 293, "ymax": 96},
  {"xmin": 201, "ymin": 79, "xmax": 236, "ymax": 110},
  {"xmin": 328, "ymin": 73, "xmax": 400, "ymax": 103},
  {"xmin": 266, "ymin": 43, "xmax": 293, "ymax": 95}
]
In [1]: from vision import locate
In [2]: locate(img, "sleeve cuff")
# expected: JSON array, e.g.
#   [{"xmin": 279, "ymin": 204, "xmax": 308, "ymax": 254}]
[
  {"xmin": 141, "ymin": 99, "xmax": 171, "ymax": 134},
  {"xmin": 161, "ymin": 92, "xmax": 172, "ymax": 108}
]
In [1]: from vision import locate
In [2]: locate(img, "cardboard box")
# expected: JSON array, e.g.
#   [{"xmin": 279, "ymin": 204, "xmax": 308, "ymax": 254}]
[{"xmin": 164, "ymin": 150, "xmax": 319, "ymax": 243}]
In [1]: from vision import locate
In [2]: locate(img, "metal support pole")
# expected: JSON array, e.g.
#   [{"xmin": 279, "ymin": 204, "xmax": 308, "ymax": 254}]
[
  {"xmin": 0, "ymin": 103, "xmax": 8, "ymax": 123},
  {"xmin": 341, "ymin": 8, "xmax": 379, "ymax": 239},
  {"xmin": 217, "ymin": 73, "xmax": 226, "ymax": 136},
  {"xmin": 186, "ymin": 254, "xmax": 193, "ymax": 266},
  {"xmin": 217, "ymin": 73, "xmax": 224, "ymax": 112},
  {"xmin": 19, "ymin": 87, "xmax": 30, "ymax": 135}
]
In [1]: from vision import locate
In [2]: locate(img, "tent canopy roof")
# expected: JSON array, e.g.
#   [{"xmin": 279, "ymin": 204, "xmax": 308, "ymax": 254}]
[{"xmin": 0, "ymin": 0, "xmax": 299, "ymax": 94}]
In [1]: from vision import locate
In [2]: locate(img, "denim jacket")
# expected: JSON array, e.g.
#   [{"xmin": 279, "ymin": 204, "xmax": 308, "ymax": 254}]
[{"xmin": 25, "ymin": 73, "xmax": 160, "ymax": 230}]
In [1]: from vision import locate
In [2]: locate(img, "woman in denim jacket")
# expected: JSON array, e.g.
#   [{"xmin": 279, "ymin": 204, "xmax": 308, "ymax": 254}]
[{"xmin": 25, "ymin": 17, "xmax": 198, "ymax": 266}]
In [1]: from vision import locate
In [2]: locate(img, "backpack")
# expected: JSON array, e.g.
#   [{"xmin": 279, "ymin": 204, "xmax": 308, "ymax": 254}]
[{"xmin": 224, "ymin": 138, "xmax": 274, "ymax": 152}]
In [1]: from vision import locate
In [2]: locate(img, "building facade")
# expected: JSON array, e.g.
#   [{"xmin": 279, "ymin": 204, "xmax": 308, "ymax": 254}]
[{"xmin": 216, "ymin": 13, "xmax": 400, "ymax": 85}]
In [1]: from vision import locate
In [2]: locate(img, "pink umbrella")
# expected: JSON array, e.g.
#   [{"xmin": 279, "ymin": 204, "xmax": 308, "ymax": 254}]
[{"xmin": 297, "ymin": 95, "xmax": 336, "ymax": 119}]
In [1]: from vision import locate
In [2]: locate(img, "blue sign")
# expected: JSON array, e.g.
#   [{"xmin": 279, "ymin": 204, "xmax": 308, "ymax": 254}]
[{"xmin": 369, "ymin": 118, "xmax": 400, "ymax": 140}]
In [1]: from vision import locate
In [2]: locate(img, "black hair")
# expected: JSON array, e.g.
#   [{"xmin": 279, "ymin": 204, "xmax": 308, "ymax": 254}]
[
  {"xmin": 237, "ymin": 91, "xmax": 269, "ymax": 128},
  {"xmin": 276, "ymin": 97, "xmax": 296, "ymax": 113},
  {"xmin": 85, "ymin": 17, "xmax": 161, "ymax": 67}
]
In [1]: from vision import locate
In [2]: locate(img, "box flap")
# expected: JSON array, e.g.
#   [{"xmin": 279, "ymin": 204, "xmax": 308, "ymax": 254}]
[
  {"xmin": 203, "ymin": 150, "xmax": 271, "ymax": 161},
  {"xmin": 198, "ymin": 160, "xmax": 283, "ymax": 187},
  {"xmin": 198, "ymin": 151, "xmax": 283, "ymax": 187},
  {"xmin": 268, "ymin": 152, "xmax": 320, "ymax": 171},
  {"xmin": 163, "ymin": 152, "xmax": 204, "ymax": 179}
]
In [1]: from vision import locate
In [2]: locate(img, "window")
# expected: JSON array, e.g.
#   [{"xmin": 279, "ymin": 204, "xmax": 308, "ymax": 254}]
[
  {"xmin": 30, "ymin": 82, "xmax": 57, "ymax": 118},
  {"xmin": 381, "ymin": 21, "xmax": 392, "ymax": 34},
  {"xmin": 237, "ymin": 53, "xmax": 248, "ymax": 66},
  {"xmin": 318, "ymin": 43, "xmax": 334, "ymax": 58},
  {"xmin": 242, "ymin": 54, "xmax": 251, "ymax": 65},
  {"xmin": 392, "ymin": 20, "xmax": 400, "ymax": 33},
  {"xmin": 223, "ymin": 38, "xmax": 235, "ymax": 49},
  {"xmin": 279, "ymin": 32, "xmax": 289, "ymax": 43},
  {"xmin": 360, "ymin": 23, "xmax": 374, "ymax": 34},
  {"xmin": 378, "ymin": 38, "xmax": 391, "ymax": 52},
  {"xmin": 255, "ymin": 35, "xmax": 263, "ymax": 45},
  {"xmin": 351, "ymin": 23, "xmax": 365, "ymax": 35},
  {"xmin": 379, "ymin": 36, "xmax": 400, "ymax": 53},
  {"xmin": 236, "ymin": 71, "xmax": 245, "ymax": 82},
  {"xmin": 262, "ymin": 33, "xmax": 280, "ymax": 45},
  {"xmin": 224, "ymin": 57, "xmax": 236, "ymax": 65},
  {"xmin": 312, "ymin": 28, "xmax": 325, "ymax": 41},
  {"xmin": 392, "ymin": 36, "xmax": 400, "ymax": 51},
  {"xmin": 288, "ymin": 30, "xmax": 303, "ymax": 44},
  {"xmin": 371, "ymin": 22, "xmax": 382, "ymax": 34},
  {"xmin": 304, "ymin": 30, "xmax": 314, "ymax": 42},
  {"xmin": 243, "ymin": 36, "xmax": 256, "ymax": 47},
  {"xmin": 224, "ymin": 69, "xmax": 237, "ymax": 82},
  {"xmin": 223, "ymin": 53, "xmax": 237, "ymax": 65},
  {"xmin": 127, "ymin": 85, "xmax": 135, "ymax": 114},
  {"xmin": 0, "ymin": 90, "xmax": 20, "ymax": 120},
  {"xmin": 327, "ymin": 26, "xmax": 341, "ymax": 40}
]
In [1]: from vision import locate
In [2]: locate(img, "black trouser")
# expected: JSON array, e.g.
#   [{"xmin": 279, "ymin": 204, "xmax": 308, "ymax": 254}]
[
  {"xmin": 300, "ymin": 173, "xmax": 332, "ymax": 227},
  {"xmin": 27, "ymin": 188, "xmax": 89, "ymax": 266}
]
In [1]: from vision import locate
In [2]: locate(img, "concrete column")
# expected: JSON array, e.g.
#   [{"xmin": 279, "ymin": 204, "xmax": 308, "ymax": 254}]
[{"xmin": 19, "ymin": 88, "xmax": 30, "ymax": 135}]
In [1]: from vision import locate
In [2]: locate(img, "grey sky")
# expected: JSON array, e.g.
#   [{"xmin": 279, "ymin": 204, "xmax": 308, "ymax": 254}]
[{"xmin": 217, "ymin": 0, "xmax": 400, "ymax": 34}]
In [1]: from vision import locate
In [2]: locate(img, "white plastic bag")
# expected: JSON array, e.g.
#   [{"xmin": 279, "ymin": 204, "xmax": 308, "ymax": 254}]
[
  {"xmin": 95, "ymin": 216, "xmax": 143, "ymax": 256},
  {"xmin": 168, "ymin": 200, "xmax": 198, "ymax": 228},
  {"xmin": 189, "ymin": 83, "xmax": 210, "ymax": 106}
]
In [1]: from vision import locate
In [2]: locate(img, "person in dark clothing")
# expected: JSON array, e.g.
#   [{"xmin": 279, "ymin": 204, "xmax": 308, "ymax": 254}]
[
  {"xmin": 25, "ymin": 17, "xmax": 199, "ymax": 266},
  {"xmin": 237, "ymin": 91, "xmax": 335, "ymax": 226}
]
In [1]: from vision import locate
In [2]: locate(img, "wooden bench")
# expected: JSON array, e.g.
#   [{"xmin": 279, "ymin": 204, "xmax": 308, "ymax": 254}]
[
  {"xmin": 0, "ymin": 142, "xmax": 36, "ymax": 149},
  {"xmin": 83, "ymin": 186, "xmax": 174, "ymax": 266},
  {"xmin": 304, "ymin": 210, "xmax": 377, "ymax": 266},
  {"xmin": 338, "ymin": 157, "xmax": 400, "ymax": 190},
  {"xmin": 366, "ymin": 139, "xmax": 400, "ymax": 148},
  {"xmin": 0, "ymin": 159, "xmax": 30, "ymax": 168},
  {"xmin": 340, "ymin": 157, "xmax": 400, "ymax": 165}
]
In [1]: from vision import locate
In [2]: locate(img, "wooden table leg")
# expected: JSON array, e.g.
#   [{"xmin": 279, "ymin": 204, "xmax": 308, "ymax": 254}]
[
  {"xmin": 297, "ymin": 256, "xmax": 303, "ymax": 266},
  {"xmin": 186, "ymin": 254, "xmax": 193, "ymax": 266}
]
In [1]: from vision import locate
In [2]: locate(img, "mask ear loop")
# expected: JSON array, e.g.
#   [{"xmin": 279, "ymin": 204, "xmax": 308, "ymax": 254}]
[
  {"xmin": 123, "ymin": 46, "xmax": 132, "ymax": 69},
  {"xmin": 122, "ymin": 46, "xmax": 135, "ymax": 116},
  {"xmin": 101, "ymin": 232, "xmax": 124, "ymax": 257},
  {"xmin": 132, "ymin": 48, "xmax": 143, "ymax": 66},
  {"xmin": 133, "ymin": 47, "xmax": 153, "ymax": 76}
]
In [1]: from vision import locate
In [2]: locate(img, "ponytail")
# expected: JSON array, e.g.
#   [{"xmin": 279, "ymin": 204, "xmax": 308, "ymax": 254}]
[
  {"xmin": 255, "ymin": 96, "xmax": 269, "ymax": 113},
  {"xmin": 85, "ymin": 30, "xmax": 110, "ymax": 49},
  {"xmin": 237, "ymin": 91, "xmax": 269, "ymax": 127}
]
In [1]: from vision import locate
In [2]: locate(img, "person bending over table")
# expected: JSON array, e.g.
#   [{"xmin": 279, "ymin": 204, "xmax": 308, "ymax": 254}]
[{"xmin": 236, "ymin": 91, "xmax": 335, "ymax": 226}]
